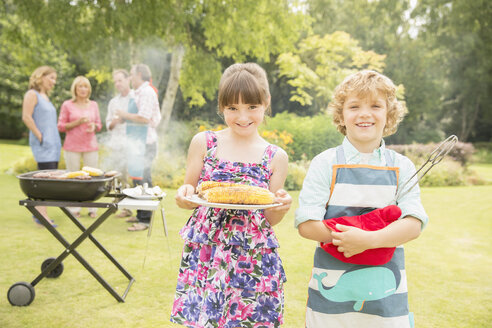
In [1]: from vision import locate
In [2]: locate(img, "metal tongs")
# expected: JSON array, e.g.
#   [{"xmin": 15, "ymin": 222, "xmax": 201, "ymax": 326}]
[{"xmin": 392, "ymin": 135, "xmax": 458, "ymax": 203}]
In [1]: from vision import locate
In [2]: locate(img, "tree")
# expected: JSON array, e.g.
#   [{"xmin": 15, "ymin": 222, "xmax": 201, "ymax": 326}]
[
  {"xmin": 305, "ymin": 0, "xmax": 448, "ymax": 143},
  {"xmin": 276, "ymin": 31, "xmax": 386, "ymax": 114},
  {"xmin": 12, "ymin": 0, "xmax": 307, "ymax": 130},
  {"xmin": 414, "ymin": 0, "xmax": 492, "ymax": 142},
  {"xmin": 0, "ymin": 11, "xmax": 73, "ymax": 139}
]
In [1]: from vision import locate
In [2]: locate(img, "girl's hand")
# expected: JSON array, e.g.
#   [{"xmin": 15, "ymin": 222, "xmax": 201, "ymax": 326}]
[
  {"xmin": 331, "ymin": 225, "xmax": 376, "ymax": 258},
  {"xmin": 271, "ymin": 188, "xmax": 292, "ymax": 213},
  {"xmin": 264, "ymin": 189, "xmax": 292, "ymax": 226},
  {"xmin": 175, "ymin": 184, "xmax": 198, "ymax": 210}
]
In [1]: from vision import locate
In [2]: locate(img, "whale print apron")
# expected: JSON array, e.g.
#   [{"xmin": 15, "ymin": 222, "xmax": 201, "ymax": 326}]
[{"xmin": 305, "ymin": 145, "xmax": 414, "ymax": 328}]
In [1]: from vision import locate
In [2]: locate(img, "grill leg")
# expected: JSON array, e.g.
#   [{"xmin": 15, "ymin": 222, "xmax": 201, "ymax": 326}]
[{"xmin": 21, "ymin": 203, "xmax": 134, "ymax": 302}]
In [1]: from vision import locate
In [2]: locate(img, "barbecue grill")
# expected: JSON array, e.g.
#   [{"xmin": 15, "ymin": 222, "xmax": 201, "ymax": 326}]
[{"xmin": 7, "ymin": 172, "xmax": 165, "ymax": 306}]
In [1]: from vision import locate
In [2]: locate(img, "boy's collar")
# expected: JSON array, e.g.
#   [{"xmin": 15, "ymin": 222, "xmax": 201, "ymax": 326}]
[{"xmin": 342, "ymin": 137, "xmax": 386, "ymax": 163}]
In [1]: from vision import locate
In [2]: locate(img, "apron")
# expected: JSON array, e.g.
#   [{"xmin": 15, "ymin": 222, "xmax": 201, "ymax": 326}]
[
  {"xmin": 305, "ymin": 145, "xmax": 414, "ymax": 328},
  {"xmin": 125, "ymin": 98, "xmax": 148, "ymax": 180}
]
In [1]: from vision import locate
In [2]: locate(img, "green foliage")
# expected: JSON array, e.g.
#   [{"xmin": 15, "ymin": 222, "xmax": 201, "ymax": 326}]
[
  {"xmin": 413, "ymin": 0, "xmax": 492, "ymax": 142},
  {"xmin": 0, "ymin": 14, "xmax": 73, "ymax": 139},
  {"xmin": 261, "ymin": 112, "xmax": 342, "ymax": 161},
  {"xmin": 285, "ymin": 157, "xmax": 310, "ymax": 191},
  {"xmin": 180, "ymin": 47, "xmax": 223, "ymax": 107},
  {"xmin": 472, "ymin": 142, "xmax": 492, "ymax": 163},
  {"xmin": 277, "ymin": 32, "xmax": 386, "ymax": 112},
  {"xmin": 387, "ymin": 142, "xmax": 479, "ymax": 187},
  {"xmin": 152, "ymin": 151, "xmax": 187, "ymax": 189},
  {"xmin": 419, "ymin": 159, "xmax": 468, "ymax": 187}
]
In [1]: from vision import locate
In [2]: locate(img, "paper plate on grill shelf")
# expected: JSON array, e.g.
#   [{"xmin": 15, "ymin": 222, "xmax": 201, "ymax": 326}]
[
  {"xmin": 186, "ymin": 194, "xmax": 282, "ymax": 210},
  {"xmin": 122, "ymin": 186, "xmax": 166, "ymax": 200}
]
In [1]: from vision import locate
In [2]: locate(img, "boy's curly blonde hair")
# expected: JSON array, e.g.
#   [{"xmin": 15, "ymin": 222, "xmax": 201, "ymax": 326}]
[{"xmin": 328, "ymin": 70, "xmax": 406, "ymax": 137}]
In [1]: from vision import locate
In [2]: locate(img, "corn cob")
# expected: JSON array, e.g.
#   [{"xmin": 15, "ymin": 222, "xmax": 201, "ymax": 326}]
[
  {"xmin": 64, "ymin": 170, "xmax": 90, "ymax": 179},
  {"xmin": 203, "ymin": 186, "xmax": 275, "ymax": 205},
  {"xmin": 82, "ymin": 166, "xmax": 104, "ymax": 176},
  {"xmin": 197, "ymin": 181, "xmax": 237, "ymax": 194}
]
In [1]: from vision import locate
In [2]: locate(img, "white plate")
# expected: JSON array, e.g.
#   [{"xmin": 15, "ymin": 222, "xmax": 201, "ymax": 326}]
[
  {"xmin": 122, "ymin": 188, "xmax": 166, "ymax": 200},
  {"xmin": 186, "ymin": 194, "xmax": 282, "ymax": 210}
]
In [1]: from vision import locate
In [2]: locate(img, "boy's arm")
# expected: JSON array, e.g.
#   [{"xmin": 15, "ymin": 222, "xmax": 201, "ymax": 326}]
[
  {"xmin": 295, "ymin": 150, "xmax": 334, "ymax": 238},
  {"xmin": 298, "ymin": 220, "xmax": 333, "ymax": 243},
  {"xmin": 331, "ymin": 216, "xmax": 421, "ymax": 258}
]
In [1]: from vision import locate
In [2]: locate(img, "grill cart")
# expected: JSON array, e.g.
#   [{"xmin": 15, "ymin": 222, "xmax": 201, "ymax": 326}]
[{"xmin": 7, "ymin": 171, "xmax": 164, "ymax": 306}]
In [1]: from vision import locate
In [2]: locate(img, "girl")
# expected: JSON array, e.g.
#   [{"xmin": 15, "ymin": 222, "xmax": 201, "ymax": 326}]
[
  {"xmin": 58, "ymin": 76, "xmax": 102, "ymax": 218},
  {"xmin": 172, "ymin": 63, "xmax": 292, "ymax": 327},
  {"xmin": 22, "ymin": 66, "xmax": 62, "ymax": 227}
]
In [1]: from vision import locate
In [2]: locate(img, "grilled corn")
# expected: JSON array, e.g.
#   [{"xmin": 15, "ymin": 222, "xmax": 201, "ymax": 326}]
[
  {"xmin": 203, "ymin": 186, "xmax": 275, "ymax": 205},
  {"xmin": 197, "ymin": 181, "xmax": 237, "ymax": 193},
  {"xmin": 64, "ymin": 170, "xmax": 90, "ymax": 179},
  {"xmin": 82, "ymin": 166, "xmax": 104, "ymax": 176}
]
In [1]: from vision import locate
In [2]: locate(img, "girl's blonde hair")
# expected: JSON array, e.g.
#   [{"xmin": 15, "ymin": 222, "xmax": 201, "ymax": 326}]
[
  {"xmin": 218, "ymin": 63, "xmax": 271, "ymax": 115},
  {"xmin": 29, "ymin": 66, "xmax": 57, "ymax": 94},
  {"xmin": 328, "ymin": 70, "xmax": 406, "ymax": 137},
  {"xmin": 70, "ymin": 76, "xmax": 92, "ymax": 101}
]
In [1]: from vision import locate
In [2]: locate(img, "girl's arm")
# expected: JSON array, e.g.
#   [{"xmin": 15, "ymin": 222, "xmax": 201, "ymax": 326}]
[
  {"xmin": 175, "ymin": 132, "xmax": 207, "ymax": 210},
  {"xmin": 263, "ymin": 148, "xmax": 292, "ymax": 226},
  {"xmin": 331, "ymin": 216, "xmax": 421, "ymax": 258},
  {"xmin": 22, "ymin": 90, "xmax": 42, "ymax": 142}
]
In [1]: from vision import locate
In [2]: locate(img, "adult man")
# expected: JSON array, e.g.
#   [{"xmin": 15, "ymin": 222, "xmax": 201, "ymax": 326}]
[
  {"xmin": 105, "ymin": 69, "xmax": 134, "ymax": 218},
  {"xmin": 117, "ymin": 64, "xmax": 161, "ymax": 231}
]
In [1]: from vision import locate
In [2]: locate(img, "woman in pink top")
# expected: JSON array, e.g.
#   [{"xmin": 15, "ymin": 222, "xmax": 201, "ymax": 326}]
[{"xmin": 58, "ymin": 76, "xmax": 102, "ymax": 218}]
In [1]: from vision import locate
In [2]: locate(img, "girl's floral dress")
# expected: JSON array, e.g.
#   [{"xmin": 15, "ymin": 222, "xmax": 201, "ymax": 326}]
[{"xmin": 171, "ymin": 131, "xmax": 286, "ymax": 328}]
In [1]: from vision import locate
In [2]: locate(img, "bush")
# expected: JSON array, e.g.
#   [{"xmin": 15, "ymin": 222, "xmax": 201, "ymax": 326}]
[
  {"xmin": 285, "ymin": 156, "xmax": 310, "ymax": 191},
  {"xmin": 152, "ymin": 150, "xmax": 187, "ymax": 189},
  {"xmin": 387, "ymin": 141, "xmax": 475, "ymax": 167},
  {"xmin": 387, "ymin": 142, "xmax": 479, "ymax": 187},
  {"xmin": 261, "ymin": 112, "xmax": 342, "ymax": 161},
  {"xmin": 472, "ymin": 142, "xmax": 492, "ymax": 163},
  {"xmin": 419, "ymin": 159, "xmax": 467, "ymax": 187}
]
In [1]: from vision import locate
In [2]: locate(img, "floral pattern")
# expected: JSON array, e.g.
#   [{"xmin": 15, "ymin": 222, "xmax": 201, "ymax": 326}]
[{"xmin": 171, "ymin": 131, "xmax": 286, "ymax": 328}]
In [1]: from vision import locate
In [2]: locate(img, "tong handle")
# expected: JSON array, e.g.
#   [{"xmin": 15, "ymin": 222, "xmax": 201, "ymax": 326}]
[{"xmin": 394, "ymin": 135, "xmax": 458, "ymax": 202}]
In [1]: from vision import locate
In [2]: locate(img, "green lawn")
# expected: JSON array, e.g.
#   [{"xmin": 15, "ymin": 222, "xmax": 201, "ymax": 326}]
[{"xmin": 0, "ymin": 144, "xmax": 491, "ymax": 327}]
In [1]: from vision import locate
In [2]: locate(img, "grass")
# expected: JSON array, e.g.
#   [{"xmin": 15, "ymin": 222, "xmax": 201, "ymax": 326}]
[
  {"xmin": 0, "ymin": 143, "xmax": 491, "ymax": 327},
  {"xmin": 469, "ymin": 163, "xmax": 492, "ymax": 183}
]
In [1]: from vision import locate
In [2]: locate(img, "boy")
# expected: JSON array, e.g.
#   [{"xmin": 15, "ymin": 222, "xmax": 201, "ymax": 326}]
[{"xmin": 295, "ymin": 70, "xmax": 428, "ymax": 327}]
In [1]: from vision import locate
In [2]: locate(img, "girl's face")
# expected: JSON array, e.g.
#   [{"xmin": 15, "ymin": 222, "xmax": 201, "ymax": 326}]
[
  {"xmin": 222, "ymin": 99, "xmax": 266, "ymax": 137},
  {"xmin": 41, "ymin": 72, "xmax": 57, "ymax": 93},
  {"xmin": 341, "ymin": 91, "xmax": 388, "ymax": 153},
  {"xmin": 75, "ymin": 82, "xmax": 90, "ymax": 99}
]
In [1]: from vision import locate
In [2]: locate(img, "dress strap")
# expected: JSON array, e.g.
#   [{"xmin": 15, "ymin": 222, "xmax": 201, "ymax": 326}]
[
  {"xmin": 205, "ymin": 131, "xmax": 218, "ymax": 157},
  {"xmin": 261, "ymin": 144, "xmax": 279, "ymax": 167}
]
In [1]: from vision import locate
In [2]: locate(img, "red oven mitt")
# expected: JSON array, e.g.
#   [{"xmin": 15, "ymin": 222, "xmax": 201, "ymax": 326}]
[{"xmin": 320, "ymin": 205, "xmax": 402, "ymax": 265}]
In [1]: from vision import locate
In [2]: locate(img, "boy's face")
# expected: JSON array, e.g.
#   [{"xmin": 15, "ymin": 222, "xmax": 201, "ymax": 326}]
[{"xmin": 341, "ymin": 91, "xmax": 387, "ymax": 153}]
